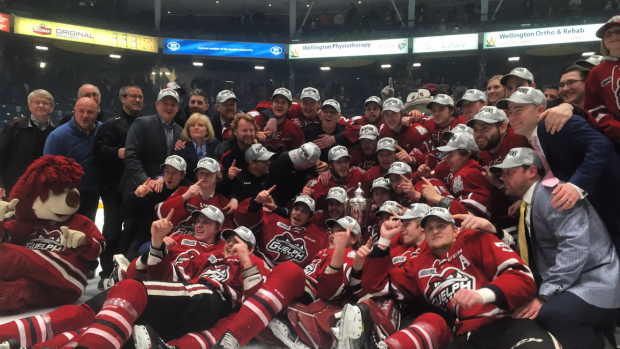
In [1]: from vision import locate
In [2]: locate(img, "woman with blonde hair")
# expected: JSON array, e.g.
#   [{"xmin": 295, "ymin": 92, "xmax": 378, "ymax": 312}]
[{"xmin": 173, "ymin": 113, "xmax": 220, "ymax": 182}]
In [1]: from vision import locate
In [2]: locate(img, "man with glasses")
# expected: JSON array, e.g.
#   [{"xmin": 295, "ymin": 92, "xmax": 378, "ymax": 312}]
[
  {"xmin": 94, "ymin": 85, "xmax": 144, "ymax": 289},
  {"xmin": 59, "ymin": 84, "xmax": 115, "ymax": 125},
  {"xmin": 557, "ymin": 65, "xmax": 590, "ymax": 109}
]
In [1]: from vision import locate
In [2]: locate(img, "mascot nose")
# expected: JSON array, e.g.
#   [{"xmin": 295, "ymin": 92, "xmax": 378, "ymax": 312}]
[{"xmin": 66, "ymin": 191, "xmax": 81, "ymax": 208}]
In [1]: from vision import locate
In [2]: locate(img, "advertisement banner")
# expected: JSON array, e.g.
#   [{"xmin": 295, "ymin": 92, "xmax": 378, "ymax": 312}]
[
  {"xmin": 413, "ymin": 34, "xmax": 479, "ymax": 53},
  {"xmin": 163, "ymin": 39, "xmax": 285, "ymax": 59},
  {"xmin": 289, "ymin": 38, "xmax": 408, "ymax": 59},
  {"xmin": 13, "ymin": 17, "xmax": 158, "ymax": 53},
  {"xmin": 0, "ymin": 14, "xmax": 9, "ymax": 32},
  {"xmin": 483, "ymin": 24, "xmax": 602, "ymax": 49}
]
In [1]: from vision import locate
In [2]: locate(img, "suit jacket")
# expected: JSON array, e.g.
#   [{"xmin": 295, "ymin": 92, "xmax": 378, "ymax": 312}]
[
  {"xmin": 530, "ymin": 181, "xmax": 620, "ymax": 309},
  {"xmin": 536, "ymin": 116, "xmax": 620, "ymax": 235},
  {"xmin": 209, "ymin": 112, "xmax": 225, "ymax": 142},
  {"xmin": 119, "ymin": 114, "xmax": 182, "ymax": 194},
  {"xmin": 172, "ymin": 139, "xmax": 220, "ymax": 183}
]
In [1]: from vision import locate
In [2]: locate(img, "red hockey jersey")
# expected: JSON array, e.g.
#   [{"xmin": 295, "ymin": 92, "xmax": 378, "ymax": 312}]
[
  {"xmin": 348, "ymin": 147, "xmax": 378, "ymax": 171},
  {"xmin": 156, "ymin": 187, "xmax": 234, "ymax": 236},
  {"xmin": 235, "ymin": 204, "xmax": 330, "ymax": 268},
  {"xmin": 259, "ymin": 118, "xmax": 305, "ymax": 153},
  {"xmin": 2, "ymin": 215, "xmax": 104, "ymax": 294},
  {"xmin": 286, "ymin": 103, "xmax": 361, "ymax": 144},
  {"xmin": 479, "ymin": 128, "xmax": 530, "ymax": 167},
  {"xmin": 422, "ymin": 116, "xmax": 468, "ymax": 151},
  {"xmin": 362, "ymin": 230, "xmax": 536, "ymax": 335},
  {"xmin": 350, "ymin": 115, "xmax": 385, "ymax": 131},
  {"xmin": 303, "ymin": 248, "xmax": 359, "ymax": 300},
  {"xmin": 361, "ymin": 165, "xmax": 388, "ymax": 195},
  {"xmin": 307, "ymin": 168, "xmax": 364, "ymax": 209},
  {"xmin": 584, "ymin": 59, "xmax": 620, "ymax": 143},
  {"xmin": 379, "ymin": 124, "xmax": 433, "ymax": 165}
]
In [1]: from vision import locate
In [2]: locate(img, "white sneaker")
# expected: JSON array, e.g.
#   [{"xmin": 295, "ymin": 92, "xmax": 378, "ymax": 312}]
[{"xmin": 268, "ymin": 318, "xmax": 311, "ymax": 349}]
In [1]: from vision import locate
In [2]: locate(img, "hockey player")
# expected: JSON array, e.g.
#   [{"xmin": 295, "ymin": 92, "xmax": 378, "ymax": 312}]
[
  {"xmin": 310, "ymin": 187, "xmax": 347, "ymax": 232},
  {"xmin": 363, "ymin": 207, "xmax": 562, "ymax": 349},
  {"xmin": 456, "ymin": 89, "xmax": 487, "ymax": 120},
  {"xmin": 361, "ymin": 137, "xmax": 398, "ymax": 193},
  {"xmin": 348, "ymin": 124, "xmax": 380, "ymax": 171},
  {"xmin": 423, "ymin": 94, "xmax": 468, "ymax": 151},
  {"xmin": 351, "ymin": 96, "xmax": 385, "ymax": 129}
]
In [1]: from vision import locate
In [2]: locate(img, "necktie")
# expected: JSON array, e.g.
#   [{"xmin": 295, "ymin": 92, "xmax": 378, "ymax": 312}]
[
  {"xmin": 196, "ymin": 144, "xmax": 204, "ymax": 158},
  {"xmin": 530, "ymin": 135, "xmax": 559, "ymax": 187},
  {"xmin": 518, "ymin": 200, "xmax": 529, "ymax": 265}
]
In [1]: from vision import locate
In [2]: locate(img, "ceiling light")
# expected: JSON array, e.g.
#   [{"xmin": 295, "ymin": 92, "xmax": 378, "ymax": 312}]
[
  {"xmin": 110, "ymin": 54, "xmax": 121, "ymax": 59},
  {"xmin": 508, "ymin": 57, "xmax": 520, "ymax": 61},
  {"xmin": 582, "ymin": 52, "xmax": 595, "ymax": 56},
  {"xmin": 306, "ymin": 4, "xmax": 309, "ymax": 7},
  {"xmin": 165, "ymin": 72, "xmax": 171, "ymax": 75},
  {"xmin": 255, "ymin": 66, "xmax": 265, "ymax": 70},
  {"xmin": 320, "ymin": 67, "xmax": 330, "ymax": 71},
  {"xmin": 216, "ymin": 0, "xmax": 219, "ymax": 3},
  {"xmin": 412, "ymin": 63, "xmax": 421, "ymax": 67},
  {"xmin": 40, "ymin": 62, "xmax": 46, "ymax": 68},
  {"xmin": 193, "ymin": 62, "xmax": 204, "ymax": 66},
  {"xmin": 35, "ymin": 45, "xmax": 48, "ymax": 50},
  {"xmin": 381, "ymin": 64, "xmax": 391, "ymax": 68},
  {"xmin": 152, "ymin": 72, "xmax": 156, "ymax": 75},
  {"xmin": 358, "ymin": 1, "xmax": 361, "ymax": 3},
  {"xmin": 269, "ymin": 3, "xmax": 272, "ymax": 6}
]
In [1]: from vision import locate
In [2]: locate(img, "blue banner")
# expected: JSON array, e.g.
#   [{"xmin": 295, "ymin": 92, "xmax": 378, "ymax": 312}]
[{"xmin": 164, "ymin": 39, "xmax": 285, "ymax": 59}]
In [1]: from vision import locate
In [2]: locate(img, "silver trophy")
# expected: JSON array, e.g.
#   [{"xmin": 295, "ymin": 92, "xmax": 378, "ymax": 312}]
[{"xmin": 346, "ymin": 182, "xmax": 371, "ymax": 227}]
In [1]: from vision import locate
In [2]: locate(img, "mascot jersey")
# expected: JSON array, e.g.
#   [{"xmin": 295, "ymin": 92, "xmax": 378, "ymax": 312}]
[{"xmin": 2, "ymin": 215, "xmax": 104, "ymax": 295}]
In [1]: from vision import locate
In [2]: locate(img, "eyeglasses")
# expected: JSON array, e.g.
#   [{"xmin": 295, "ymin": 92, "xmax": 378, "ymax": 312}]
[
  {"xmin": 604, "ymin": 29, "xmax": 620, "ymax": 38},
  {"xmin": 558, "ymin": 79, "xmax": 584, "ymax": 89},
  {"xmin": 123, "ymin": 94, "xmax": 144, "ymax": 100},
  {"xmin": 82, "ymin": 92, "xmax": 100, "ymax": 98}
]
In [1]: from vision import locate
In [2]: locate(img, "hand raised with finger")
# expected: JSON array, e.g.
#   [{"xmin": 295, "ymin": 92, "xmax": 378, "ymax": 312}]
[{"xmin": 256, "ymin": 185, "xmax": 276, "ymax": 204}]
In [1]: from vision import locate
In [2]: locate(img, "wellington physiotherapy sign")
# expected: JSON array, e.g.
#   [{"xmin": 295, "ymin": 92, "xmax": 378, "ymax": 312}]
[
  {"xmin": 413, "ymin": 34, "xmax": 479, "ymax": 53},
  {"xmin": 483, "ymin": 24, "xmax": 602, "ymax": 49},
  {"xmin": 289, "ymin": 38, "xmax": 408, "ymax": 59},
  {"xmin": 163, "ymin": 39, "xmax": 285, "ymax": 59}
]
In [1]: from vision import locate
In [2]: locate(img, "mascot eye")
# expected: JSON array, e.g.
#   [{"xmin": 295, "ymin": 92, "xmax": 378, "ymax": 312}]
[{"xmin": 447, "ymin": 274, "xmax": 454, "ymax": 279}]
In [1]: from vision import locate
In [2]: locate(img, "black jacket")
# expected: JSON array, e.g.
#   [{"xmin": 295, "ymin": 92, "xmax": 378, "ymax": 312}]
[
  {"xmin": 231, "ymin": 170, "xmax": 267, "ymax": 202},
  {"xmin": 302, "ymin": 123, "xmax": 353, "ymax": 162},
  {"xmin": 94, "ymin": 110, "xmax": 140, "ymax": 191},
  {"xmin": 209, "ymin": 112, "xmax": 225, "ymax": 142},
  {"xmin": 214, "ymin": 138, "xmax": 249, "ymax": 197},
  {"xmin": 0, "ymin": 117, "xmax": 55, "ymax": 198},
  {"xmin": 59, "ymin": 109, "xmax": 115, "ymax": 125},
  {"xmin": 267, "ymin": 151, "xmax": 317, "ymax": 207}
]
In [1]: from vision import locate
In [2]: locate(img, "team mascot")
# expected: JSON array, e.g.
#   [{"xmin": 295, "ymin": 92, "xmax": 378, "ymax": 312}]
[{"xmin": 0, "ymin": 155, "xmax": 105, "ymax": 315}]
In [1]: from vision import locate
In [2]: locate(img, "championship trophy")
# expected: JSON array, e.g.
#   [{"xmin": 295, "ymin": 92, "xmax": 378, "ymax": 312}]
[{"xmin": 346, "ymin": 182, "xmax": 371, "ymax": 227}]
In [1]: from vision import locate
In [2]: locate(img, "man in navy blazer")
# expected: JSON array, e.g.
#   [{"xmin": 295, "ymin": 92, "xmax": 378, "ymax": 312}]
[
  {"xmin": 119, "ymin": 89, "xmax": 183, "ymax": 195},
  {"xmin": 462, "ymin": 148, "xmax": 620, "ymax": 349},
  {"xmin": 498, "ymin": 87, "xmax": 620, "ymax": 251}
]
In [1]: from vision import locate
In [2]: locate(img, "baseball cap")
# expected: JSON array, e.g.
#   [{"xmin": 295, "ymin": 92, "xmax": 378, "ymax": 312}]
[
  {"xmin": 375, "ymin": 201, "xmax": 401, "ymax": 217},
  {"xmin": 358, "ymin": 125, "xmax": 380, "ymax": 141},
  {"xmin": 195, "ymin": 157, "xmax": 220, "ymax": 173},
  {"xmin": 574, "ymin": 55, "xmax": 604, "ymax": 68},
  {"xmin": 300, "ymin": 87, "xmax": 320, "ymax": 101},
  {"xmin": 384, "ymin": 162, "xmax": 412, "ymax": 178},
  {"xmin": 420, "ymin": 207, "xmax": 455, "ymax": 229},
  {"xmin": 293, "ymin": 195, "xmax": 316, "ymax": 213},
  {"xmin": 371, "ymin": 178, "xmax": 392, "ymax": 192},
  {"xmin": 163, "ymin": 82, "xmax": 186, "ymax": 95},
  {"xmin": 442, "ymin": 124, "xmax": 474, "ymax": 141},
  {"xmin": 160, "ymin": 155, "xmax": 187, "ymax": 172},
  {"xmin": 325, "ymin": 216, "xmax": 362, "ymax": 236},
  {"xmin": 490, "ymin": 147, "xmax": 543, "ymax": 174},
  {"xmin": 496, "ymin": 87, "xmax": 547, "ymax": 110},
  {"xmin": 245, "ymin": 144, "xmax": 275, "ymax": 162},
  {"xmin": 364, "ymin": 96, "xmax": 383, "ymax": 108},
  {"xmin": 328, "ymin": 146, "xmax": 352, "ymax": 161},
  {"xmin": 397, "ymin": 203, "xmax": 431, "ymax": 220},
  {"xmin": 431, "ymin": 84, "xmax": 452, "ymax": 97},
  {"xmin": 191, "ymin": 205, "xmax": 225, "ymax": 225},
  {"xmin": 321, "ymin": 99, "xmax": 341, "ymax": 113},
  {"xmin": 456, "ymin": 89, "xmax": 486, "ymax": 108},
  {"xmin": 221, "ymin": 226, "xmax": 256, "ymax": 248},
  {"xmin": 383, "ymin": 98, "xmax": 404, "ymax": 113},
  {"xmin": 289, "ymin": 142, "xmax": 321, "ymax": 167},
  {"xmin": 216, "ymin": 90, "xmax": 238, "ymax": 104},
  {"xmin": 466, "ymin": 106, "xmax": 508, "ymax": 127},
  {"xmin": 326, "ymin": 187, "xmax": 348, "ymax": 203},
  {"xmin": 157, "ymin": 88, "xmax": 180, "ymax": 103},
  {"xmin": 437, "ymin": 132, "xmax": 479, "ymax": 153},
  {"xmin": 500, "ymin": 67, "xmax": 535, "ymax": 86},
  {"xmin": 404, "ymin": 88, "xmax": 433, "ymax": 114},
  {"xmin": 426, "ymin": 94, "xmax": 454, "ymax": 109},
  {"xmin": 273, "ymin": 87, "xmax": 293, "ymax": 103},
  {"xmin": 596, "ymin": 15, "xmax": 620, "ymax": 39},
  {"xmin": 376, "ymin": 138, "xmax": 397, "ymax": 152}
]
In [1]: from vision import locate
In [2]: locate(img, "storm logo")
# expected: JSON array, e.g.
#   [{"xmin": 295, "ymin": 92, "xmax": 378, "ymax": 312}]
[
  {"xmin": 173, "ymin": 249, "xmax": 200, "ymax": 266},
  {"xmin": 424, "ymin": 267, "xmax": 475, "ymax": 310},
  {"xmin": 199, "ymin": 264, "xmax": 230, "ymax": 283},
  {"xmin": 266, "ymin": 232, "xmax": 308, "ymax": 264},
  {"xmin": 25, "ymin": 227, "xmax": 64, "ymax": 251}
]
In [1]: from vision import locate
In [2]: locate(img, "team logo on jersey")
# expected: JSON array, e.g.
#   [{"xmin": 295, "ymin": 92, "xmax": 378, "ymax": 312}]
[
  {"xmin": 199, "ymin": 264, "xmax": 230, "ymax": 283},
  {"xmin": 173, "ymin": 249, "xmax": 200, "ymax": 266},
  {"xmin": 303, "ymin": 257, "xmax": 321, "ymax": 276},
  {"xmin": 424, "ymin": 267, "xmax": 475, "ymax": 310},
  {"xmin": 25, "ymin": 226, "xmax": 64, "ymax": 251},
  {"xmin": 175, "ymin": 216, "xmax": 196, "ymax": 237},
  {"xmin": 452, "ymin": 175, "xmax": 464, "ymax": 194},
  {"xmin": 266, "ymin": 232, "xmax": 308, "ymax": 264}
]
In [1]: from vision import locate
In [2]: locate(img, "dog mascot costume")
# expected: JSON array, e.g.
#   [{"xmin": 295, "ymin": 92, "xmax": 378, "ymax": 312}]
[{"xmin": 0, "ymin": 155, "xmax": 104, "ymax": 315}]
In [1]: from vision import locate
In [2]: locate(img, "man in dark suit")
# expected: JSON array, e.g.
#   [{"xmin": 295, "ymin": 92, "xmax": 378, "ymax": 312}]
[
  {"xmin": 59, "ymin": 84, "xmax": 115, "ymax": 125},
  {"xmin": 499, "ymin": 87, "xmax": 620, "ymax": 251},
  {"xmin": 482, "ymin": 147, "xmax": 620, "ymax": 349},
  {"xmin": 209, "ymin": 89, "xmax": 238, "ymax": 142},
  {"xmin": 0, "ymin": 90, "xmax": 56, "ymax": 200},
  {"xmin": 119, "ymin": 88, "xmax": 182, "ymax": 195}
]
